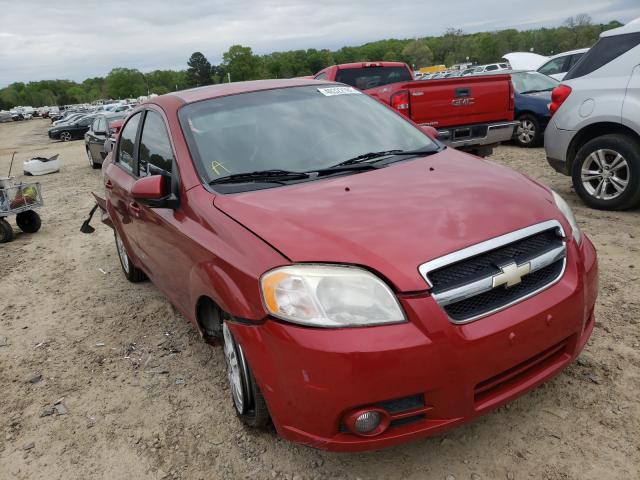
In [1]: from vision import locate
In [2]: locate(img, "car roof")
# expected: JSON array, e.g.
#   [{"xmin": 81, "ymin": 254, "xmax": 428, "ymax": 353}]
[
  {"xmin": 158, "ymin": 79, "xmax": 335, "ymax": 106},
  {"xmin": 549, "ymin": 48, "xmax": 589, "ymax": 59},
  {"xmin": 601, "ymin": 17, "xmax": 640, "ymax": 37}
]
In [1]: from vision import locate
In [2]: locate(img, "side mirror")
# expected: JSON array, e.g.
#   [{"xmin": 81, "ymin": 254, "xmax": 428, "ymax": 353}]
[
  {"xmin": 420, "ymin": 125, "xmax": 439, "ymax": 140},
  {"xmin": 131, "ymin": 175, "xmax": 177, "ymax": 208}
]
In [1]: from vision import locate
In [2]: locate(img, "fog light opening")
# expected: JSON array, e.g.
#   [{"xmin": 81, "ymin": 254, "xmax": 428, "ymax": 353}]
[{"xmin": 344, "ymin": 408, "xmax": 390, "ymax": 437}]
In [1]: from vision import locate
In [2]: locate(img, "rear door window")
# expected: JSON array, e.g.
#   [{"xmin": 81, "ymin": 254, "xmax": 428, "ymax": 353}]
[
  {"xmin": 117, "ymin": 112, "xmax": 142, "ymax": 173},
  {"xmin": 565, "ymin": 33, "xmax": 640, "ymax": 80},
  {"xmin": 335, "ymin": 66, "xmax": 412, "ymax": 90},
  {"xmin": 138, "ymin": 111, "xmax": 174, "ymax": 177}
]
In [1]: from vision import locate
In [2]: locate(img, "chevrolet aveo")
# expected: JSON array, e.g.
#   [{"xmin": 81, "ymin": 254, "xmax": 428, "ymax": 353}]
[{"xmin": 93, "ymin": 79, "xmax": 598, "ymax": 452}]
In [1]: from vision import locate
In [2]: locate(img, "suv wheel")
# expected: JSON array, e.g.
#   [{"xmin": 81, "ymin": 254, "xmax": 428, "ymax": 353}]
[
  {"xmin": 514, "ymin": 114, "xmax": 541, "ymax": 147},
  {"xmin": 222, "ymin": 322, "xmax": 270, "ymax": 428},
  {"xmin": 572, "ymin": 134, "xmax": 640, "ymax": 210}
]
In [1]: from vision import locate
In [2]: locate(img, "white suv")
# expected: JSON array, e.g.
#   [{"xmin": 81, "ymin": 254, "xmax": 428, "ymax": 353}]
[{"xmin": 545, "ymin": 18, "xmax": 640, "ymax": 210}]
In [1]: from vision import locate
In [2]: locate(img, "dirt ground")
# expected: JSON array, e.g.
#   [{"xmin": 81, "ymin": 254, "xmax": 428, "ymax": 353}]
[{"xmin": 0, "ymin": 118, "xmax": 638, "ymax": 480}]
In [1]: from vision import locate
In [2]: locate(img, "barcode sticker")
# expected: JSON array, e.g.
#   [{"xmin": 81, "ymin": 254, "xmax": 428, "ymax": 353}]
[{"xmin": 317, "ymin": 87, "xmax": 362, "ymax": 96}]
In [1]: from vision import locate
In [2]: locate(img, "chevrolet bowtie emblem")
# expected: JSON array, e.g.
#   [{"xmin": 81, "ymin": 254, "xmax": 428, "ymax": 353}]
[{"xmin": 492, "ymin": 262, "xmax": 531, "ymax": 288}]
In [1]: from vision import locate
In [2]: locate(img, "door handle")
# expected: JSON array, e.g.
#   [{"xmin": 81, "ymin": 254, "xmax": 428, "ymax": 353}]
[
  {"xmin": 129, "ymin": 202, "xmax": 141, "ymax": 214},
  {"xmin": 105, "ymin": 180, "xmax": 113, "ymax": 189}
]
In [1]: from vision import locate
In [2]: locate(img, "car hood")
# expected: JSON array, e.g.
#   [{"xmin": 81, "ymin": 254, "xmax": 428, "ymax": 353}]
[{"xmin": 214, "ymin": 149, "xmax": 565, "ymax": 292}]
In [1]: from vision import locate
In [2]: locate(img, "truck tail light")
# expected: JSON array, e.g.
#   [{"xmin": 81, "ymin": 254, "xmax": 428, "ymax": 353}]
[
  {"xmin": 508, "ymin": 80, "xmax": 515, "ymax": 112},
  {"xmin": 549, "ymin": 85, "xmax": 572, "ymax": 116},
  {"xmin": 390, "ymin": 90, "xmax": 411, "ymax": 117}
]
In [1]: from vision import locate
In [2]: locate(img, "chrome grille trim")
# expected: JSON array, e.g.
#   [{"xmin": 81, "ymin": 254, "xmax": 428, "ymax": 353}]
[{"xmin": 418, "ymin": 220, "xmax": 567, "ymax": 324}]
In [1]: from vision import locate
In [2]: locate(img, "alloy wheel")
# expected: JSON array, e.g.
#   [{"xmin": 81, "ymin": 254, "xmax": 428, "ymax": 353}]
[
  {"xmin": 223, "ymin": 323, "xmax": 245, "ymax": 414},
  {"xmin": 581, "ymin": 149, "xmax": 629, "ymax": 201},
  {"xmin": 60, "ymin": 131, "xmax": 72, "ymax": 142},
  {"xmin": 517, "ymin": 119, "xmax": 535, "ymax": 145},
  {"xmin": 115, "ymin": 233, "xmax": 130, "ymax": 274}
]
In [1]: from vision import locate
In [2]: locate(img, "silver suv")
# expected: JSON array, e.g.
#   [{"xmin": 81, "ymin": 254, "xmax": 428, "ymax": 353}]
[{"xmin": 545, "ymin": 18, "xmax": 640, "ymax": 210}]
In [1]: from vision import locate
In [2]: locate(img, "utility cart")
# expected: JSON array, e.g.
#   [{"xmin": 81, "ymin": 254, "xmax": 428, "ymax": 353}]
[{"xmin": 0, "ymin": 177, "xmax": 43, "ymax": 243}]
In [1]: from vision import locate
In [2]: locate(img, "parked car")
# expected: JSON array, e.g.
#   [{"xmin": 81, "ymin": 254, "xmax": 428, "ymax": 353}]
[
  {"xmin": 545, "ymin": 17, "xmax": 640, "ymax": 210},
  {"xmin": 473, "ymin": 63, "xmax": 510, "ymax": 74},
  {"xmin": 510, "ymin": 71, "xmax": 559, "ymax": 147},
  {"xmin": 93, "ymin": 79, "xmax": 597, "ymax": 452},
  {"xmin": 85, "ymin": 113, "xmax": 127, "ymax": 168},
  {"xmin": 48, "ymin": 114, "xmax": 96, "ymax": 141},
  {"xmin": 314, "ymin": 62, "xmax": 517, "ymax": 156},
  {"xmin": 537, "ymin": 48, "xmax": 589, "ymax": 81},
  {"xmin": 52, "ymin": 112, "xmax": 83, "ymax": 126}
]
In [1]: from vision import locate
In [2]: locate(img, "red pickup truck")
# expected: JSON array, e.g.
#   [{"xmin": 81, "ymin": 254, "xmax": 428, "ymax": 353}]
[{"xmin": 314, "ymin": 62, "xmax": 517, "ymax": 156}]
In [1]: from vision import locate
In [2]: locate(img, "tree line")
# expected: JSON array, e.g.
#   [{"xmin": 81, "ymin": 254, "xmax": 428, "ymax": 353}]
[{"xmin": 0, "ymin": 15, "xmax": 621, "ymax": 109}]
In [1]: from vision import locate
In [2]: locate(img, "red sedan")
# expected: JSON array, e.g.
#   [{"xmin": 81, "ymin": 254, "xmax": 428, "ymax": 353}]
[{"xmin": 92, "ymin": 79, "xmax": 597, "ymax": 452}]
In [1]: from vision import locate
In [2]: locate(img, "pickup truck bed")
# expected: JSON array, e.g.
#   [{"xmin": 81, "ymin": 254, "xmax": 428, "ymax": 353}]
[{"xmin": 314, "ymin": 62, "xmax": 517, "ymax": 156}]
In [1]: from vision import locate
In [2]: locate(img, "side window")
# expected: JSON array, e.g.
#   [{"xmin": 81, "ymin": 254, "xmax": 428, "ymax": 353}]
[
  {"xmin": 485, "ymin": 65, "xmax": 499, "ymax": 71},
  {"xmin": 138, "ymin": 111, "xmax": 174, "ymax": 177},
  {"xmin": 538, "ymin": 57, "xmax": 567, "ymax": 76},
  {"xmin": 315, "ymin": 72, "xmax": 328, "ymax": 80},
  {"xmin": 91, "ymin": 118, "xmax": 100, "ymax": 132},
  {"xmin": 566, "ymin": 33, "xmax": 640, "ymax": 80},
  {"xmin": 96, "ymin": 118, "xmax": 106, "ymax": 133},
  {"xmin": 117, "ymin": 112, "xmax": 142, "ymax": 173},
  {"xmin": 568, "ymin": 53, "xmax": 585, "ymax": 69}
]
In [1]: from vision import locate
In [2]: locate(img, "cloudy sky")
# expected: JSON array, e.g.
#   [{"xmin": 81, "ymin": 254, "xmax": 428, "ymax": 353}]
[{"xmin": 0, "ymin": 0, "xmax": 637, "ymax": 86}]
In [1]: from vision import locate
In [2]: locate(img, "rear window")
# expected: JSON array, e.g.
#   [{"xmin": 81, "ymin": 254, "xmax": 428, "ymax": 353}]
[
  {"xmin": 565, "ymin": 32, "xmax": 640, "ymax": 80},
  {"xmin": 335, "ymin": 67, "xmax": 412, "ymax": 90}
]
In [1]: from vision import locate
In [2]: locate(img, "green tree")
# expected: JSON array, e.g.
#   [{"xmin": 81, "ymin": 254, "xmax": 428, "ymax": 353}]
[
  {"xmin": 402, "ymin": 40, "xmax": 433, "ymax": 68},
  {"xmin": 105, "ymin": 68, "xmax": 146, "ymax": 99},
  {"xmin": 222, "ymin": 45, "xmax": 261, "ymax": 82},
  {"xmin": 185, "ymin": 52, "xmax": 213, "ymax": 87}
]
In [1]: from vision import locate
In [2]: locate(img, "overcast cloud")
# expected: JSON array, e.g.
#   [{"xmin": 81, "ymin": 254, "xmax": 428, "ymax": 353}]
[{"xmin": 0, "ymin": 0, "xmax": 637, "ymax": 86}]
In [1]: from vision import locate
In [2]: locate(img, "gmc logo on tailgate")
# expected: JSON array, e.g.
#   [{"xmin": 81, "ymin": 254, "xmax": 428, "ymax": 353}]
[{"xmin": 452, "ymin": 97, "xmax": 475, "ymax": 106}]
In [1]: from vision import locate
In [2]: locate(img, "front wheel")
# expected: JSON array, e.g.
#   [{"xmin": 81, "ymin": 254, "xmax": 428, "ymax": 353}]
[
  {"xmin": 514, "ymin": 114, "xmax": 542, "ymax": 147},
  {"xmin": 59, "ymin": 131, "xmax": 72, "ymax": 142},
  {"xmin": 222, "ymin": 323, "xmax": 270, "ymax": 428},
  {"xmin": 87, "ymin": 147, "xmax": 99, "ymax": 169},
  {"xmin": 16, "ymin": 210, "xmax": 41, "ymax": 233},
  {"xmin": 114, "ymin": 231, "xmax": 146, "ymax": 282},
  {"xmin": 0, "ymin": 218, "xmax": 14, "ymax": 243},
  {"xmin": 572, "ymin": 134, "xmax": 640, "ymax": 210}
]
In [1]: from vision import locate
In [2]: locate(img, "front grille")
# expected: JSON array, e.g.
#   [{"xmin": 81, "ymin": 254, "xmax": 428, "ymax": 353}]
[
  {"xmin": 444, "ymin": 261, "xmax": 563, "ymax": 321},
  {"xmin": 419, "ymin": 221, "xmax": 566, "ymax": 323},
  {"xmin": 429, "ymin": 229, "xmax": 562, "ymax": 293}
]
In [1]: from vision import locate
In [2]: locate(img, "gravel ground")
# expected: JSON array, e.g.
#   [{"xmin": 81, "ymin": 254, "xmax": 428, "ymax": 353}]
[{"xmin": 0, "ymin": 118, "xmax": 639, "ymax": 480}]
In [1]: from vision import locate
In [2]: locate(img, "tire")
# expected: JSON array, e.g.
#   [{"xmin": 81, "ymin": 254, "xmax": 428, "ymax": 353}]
[
  {"xmin": 572, "ymin": 134, "xmax": 640, "ymax": 210},
  {"xmin": 59, "ymin": 131, "xmax": 72, "ymax": 142},
  {"xmin": 114, "ymin": 230, "xmax": 146, "ymax": 282},
  {"xmin": 222, "ymin": 322, "xmax": 270, "ymax": 428},
  {"xmin": 16, "ymin": 210, "xmax": 41, "ymax": 233},
  {"xmin": 87, "ymin": 147, "xmax": 99, "ymax": 169},
  {"xmin": 0, "ymin": 218, "xmax": 14, "ymax": 243},
  {"xmin": 514, "ymin": 114, "xmax": 542, "ymax": 148}
]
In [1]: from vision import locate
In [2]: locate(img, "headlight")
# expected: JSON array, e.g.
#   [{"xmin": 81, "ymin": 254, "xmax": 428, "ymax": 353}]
[
  {"xmin": 260, "ymin": 264, "xmax": 406, "ymax": 328},
  {"xmin": 552, "ymin": 191, "xmax": 582, "ymax": 244}
]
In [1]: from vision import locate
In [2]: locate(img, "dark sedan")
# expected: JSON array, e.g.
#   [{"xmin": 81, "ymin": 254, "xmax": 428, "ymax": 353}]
[
  {"xmin": 510, "ymin": 71, "xmax": 559, "ymax": 147},
  {"xmin": 48, "ymin": 115, "xmax": 96, "ymax": 142},
  {"xmin": 84, "ymin": 113, "xmax": 126, "ymax": 168}
]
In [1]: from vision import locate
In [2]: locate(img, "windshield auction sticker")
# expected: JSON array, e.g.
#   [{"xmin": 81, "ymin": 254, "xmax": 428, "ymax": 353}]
[{"xmin": 317, "ymin": 87, "xmax": 362, "ymax": 96}]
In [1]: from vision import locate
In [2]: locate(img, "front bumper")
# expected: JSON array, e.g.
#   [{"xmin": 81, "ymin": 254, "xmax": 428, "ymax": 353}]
[{"xmin": 230, "ymin": 236, "xmax": 597, "ymax": 452}]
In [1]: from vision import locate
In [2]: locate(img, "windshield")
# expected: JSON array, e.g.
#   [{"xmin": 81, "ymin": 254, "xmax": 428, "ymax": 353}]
[
  {"xmin": 511, "ymin": 71, "xmax": 558, "ymax": 93},
  {"xmin": 179, "ymin": 85, "xmax": 435, "ymax": 187}
]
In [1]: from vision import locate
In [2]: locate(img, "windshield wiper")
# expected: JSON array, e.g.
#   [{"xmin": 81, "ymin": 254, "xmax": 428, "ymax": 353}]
[
  {"xmin": 332, "ymin": 148, "xmax": 439, "ymax": 168},
  {"xmin": 209, "ymin": 169, "xmax": 310, "ymax": 185},
  {"xmin": 520, "ymin": 88, "xmax": 553, "ymax": 94}
]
